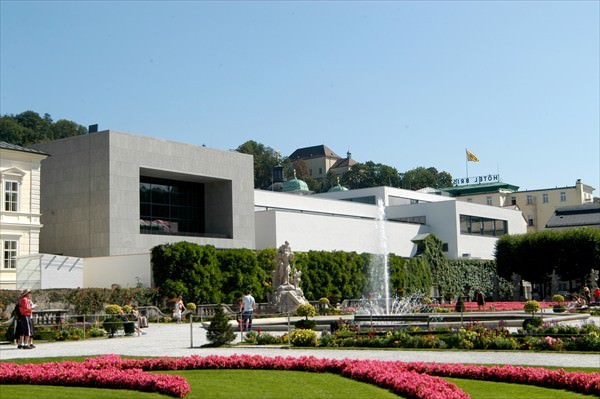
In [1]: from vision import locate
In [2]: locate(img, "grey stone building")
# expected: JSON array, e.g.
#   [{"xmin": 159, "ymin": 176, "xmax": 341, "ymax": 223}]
[{"xmin": 32, "ymin": 130, "xmax": 255, "ymax": 257}]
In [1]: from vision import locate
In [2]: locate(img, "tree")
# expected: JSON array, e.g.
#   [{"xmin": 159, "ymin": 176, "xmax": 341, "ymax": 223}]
[
  {"xmin": 0, "ymin": 110, "xmax": 87, "ymax": 146},
  {"xmin": 495, "ymin": 228, "xmax": 600, "ymax": 291},
  {"xmin": 341, "ymin": 161, "xmax": 401, "ymax": 189},
  {"xmin": 205, "ymin": 304, "xmax": 236, "ymax": 346},
  {"xmin": 401, "ymin": 167, "xmax": 453, "ymax": 190},
  {"xmin": 235, "ymin": 140, "xmax": 279, "ymax": 189}
]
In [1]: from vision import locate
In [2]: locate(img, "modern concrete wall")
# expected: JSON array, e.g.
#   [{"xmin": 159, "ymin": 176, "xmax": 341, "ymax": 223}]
[
  {"xmin": 33, "ymin": 130, "xmax": 255, "ymax": 258},
  {"xmin": 84, "ymin": 253, "xmax": 151, "ymax": 288}
]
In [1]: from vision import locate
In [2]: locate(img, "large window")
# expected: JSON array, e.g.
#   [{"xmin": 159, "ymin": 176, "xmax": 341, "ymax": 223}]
[
  {"xmin": 4, "ymin": 180, "xmax": 18, "ymax": 212},
  {"xmin": 140, "ymin": 176, "xmax": 204, "ymax": 236},
  {"xmin": 3, "ymin": 240, "xmax": 17, "ymax": 269},
  {"xmin": 460, "ymin": 215, "xmax": 508, "ymax": 237}
]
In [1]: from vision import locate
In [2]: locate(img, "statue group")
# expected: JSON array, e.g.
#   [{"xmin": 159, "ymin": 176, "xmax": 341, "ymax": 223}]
[{"xmin": 271, "ymin": 241, "xmax": 308, "ymax": 313}]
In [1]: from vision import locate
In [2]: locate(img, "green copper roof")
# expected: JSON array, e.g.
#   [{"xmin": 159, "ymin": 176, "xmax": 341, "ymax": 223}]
[
  {"xmin": 441, "ymin": 182, "xmax": 519, "ymax": 196},
  {"xmin": 328, "ymin": 183, "xmax": 348, "ymax": 192},
  {"xmin": 282, "ymin": 177, "xmax": 309, "ymax": 192}
]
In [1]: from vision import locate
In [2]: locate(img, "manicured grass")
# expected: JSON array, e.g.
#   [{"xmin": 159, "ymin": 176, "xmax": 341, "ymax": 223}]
[
  {"xmin": 447, "ymin": 377, "xmax": 595, "ymax": 399},
  {"xmin": 1, "ymin": 357, "xmax": 598, "ymax": 398},
  {"xmin": 2, "ymin": 368, "xmax": 599, "ymax": 398}
]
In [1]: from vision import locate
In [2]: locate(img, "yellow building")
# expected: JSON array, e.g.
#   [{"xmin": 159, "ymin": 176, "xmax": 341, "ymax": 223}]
[
  {"xmin": 288, "ymin": 145, "xmax": 356, "ymax": 181},
  {"xmin": 0, "ymin": 142, "xmax": 48, "ymax": 289},
  {"xmin": 443, "ymin": 178, "xmax": 595, "ymax": 233}
]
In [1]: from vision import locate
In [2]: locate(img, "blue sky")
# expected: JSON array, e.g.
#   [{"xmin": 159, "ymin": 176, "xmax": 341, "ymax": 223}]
[{"xmin": 1, "ymin": 1, "xmax": 598, "ymax": 192}]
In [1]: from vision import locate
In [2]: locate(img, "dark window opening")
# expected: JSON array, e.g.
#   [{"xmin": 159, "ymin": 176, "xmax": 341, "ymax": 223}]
[
  {"xmin": 140, "ymin": 176, "xmax": 204, "ymax": 236},
  {"xmin": 460, "ymin": 214, "xmax": 508, "ymax": 237}
]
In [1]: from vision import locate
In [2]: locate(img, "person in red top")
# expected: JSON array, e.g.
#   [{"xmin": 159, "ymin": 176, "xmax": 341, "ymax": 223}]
[
  {"xmin": 593, "ymin": 287, "xmax": 600, "ymax": 305},
  {"xmin": 17, "ymin": 289, "xmax": 35, "ymax": 349}
]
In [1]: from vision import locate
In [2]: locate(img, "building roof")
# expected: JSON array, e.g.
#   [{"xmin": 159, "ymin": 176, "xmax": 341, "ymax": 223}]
[
  {"xmin": 441, "ymin": 182, "xmax": 520, "ymax": 196},
  {"xmin": 0, "ymin": 141, "xmax": 49, "ymax": 156},
  {"xmin": 545, "ymin": 203, "xmax": 600, "ymax": 229},
  {"xmin": 328, "ymin": 183, "xmax": 348, "ymax": 192},
  {"xmin": 330, "ymin": 156, "xmax": 357, "ymax": 169},
  {"xmin": 289, "ymin": 145, "xmax": 341, "ymax": 161},
  {"xmin": 282, "ymin": 170, "xmax": 310, "ymax": 193}
]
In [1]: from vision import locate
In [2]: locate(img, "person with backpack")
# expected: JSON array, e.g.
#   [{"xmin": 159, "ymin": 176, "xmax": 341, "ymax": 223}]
[{"xmin": 17, "ymin": 288, "xmax": 35, "ymax": 349}]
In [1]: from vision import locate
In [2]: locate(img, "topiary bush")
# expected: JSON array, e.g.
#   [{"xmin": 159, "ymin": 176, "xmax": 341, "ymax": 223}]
[
  {"xmin": 104, "ymin": 304, "xmax": 122, "ymax": 315},
  {"xmin": 523, "ymin": 300, "xmax": 540, "ymax": 315},
  {"xmin": 296, "ymin": 303, "xmax": 316, "ymax": 319}
]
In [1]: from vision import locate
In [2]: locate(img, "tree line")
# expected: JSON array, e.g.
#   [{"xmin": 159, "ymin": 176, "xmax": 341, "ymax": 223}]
[
  {"xmin": 0, "ymin": 110, "xmax": 87, "ymax": 145},
  {"xmin": 495, "ymin": 227, "xmax": 600, "ymax": 296}
]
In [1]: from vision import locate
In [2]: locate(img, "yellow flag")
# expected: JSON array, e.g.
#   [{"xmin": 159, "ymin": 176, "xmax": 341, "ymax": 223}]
[{"xmin": 466, "ymin": 149, "xmax": 480, "ymax": 162}]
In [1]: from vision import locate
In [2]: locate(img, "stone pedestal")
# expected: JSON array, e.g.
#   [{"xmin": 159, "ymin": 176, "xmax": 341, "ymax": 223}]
[{"xmin": 272, "ymin": 283, "xmax": 308, "ymax": 314}]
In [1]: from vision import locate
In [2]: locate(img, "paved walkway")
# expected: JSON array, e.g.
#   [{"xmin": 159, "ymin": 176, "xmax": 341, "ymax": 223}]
[{"xmin": 1, "ymin": 321, "xmax": 599, "ymax": 368}]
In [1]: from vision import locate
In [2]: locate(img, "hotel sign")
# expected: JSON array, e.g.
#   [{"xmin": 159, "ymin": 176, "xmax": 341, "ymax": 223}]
[{"xmin": 453, "ymin": 174, "xmax": 500, "ymax": 186}]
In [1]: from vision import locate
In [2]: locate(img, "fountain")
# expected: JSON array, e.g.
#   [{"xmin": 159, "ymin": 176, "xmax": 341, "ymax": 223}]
[
  {"xmin": 365, "ymin": 198, "xmax": 392, "ymax": 314},
  {"xmin": 359, "ymin": 198, "xmax": 429, "ymax": 317}
]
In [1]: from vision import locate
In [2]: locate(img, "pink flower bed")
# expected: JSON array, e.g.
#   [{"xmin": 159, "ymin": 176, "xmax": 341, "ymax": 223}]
[
  {"xmin": 438, "ymin": 301, "xmax": 560, "ymax": 311},
  {"xmin": 1, "ymin": 354, "xmax": 598, "ymax": 398},
  {"xmin": 0, "ymin": 359, "xmax": 190, "ymax": 397}
]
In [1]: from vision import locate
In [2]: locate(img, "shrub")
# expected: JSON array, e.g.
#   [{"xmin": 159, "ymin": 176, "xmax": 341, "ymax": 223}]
[
  {"xmin": 294, "ymin": 319, "xmax": 316, "ymax": 329},
  {"xmin": 206, "ymin": 304, "xmax": 235, "ymax": 346},
  {"xmin": 290, "ymin": 328, "xmax": 318, "ymax": 347},
  {"xmin": 186, "ymin": 302, "xmax": 197, "ymax": 311},
  {"xmin": 552, "ymin": 294, "xmax": 565, "ymax": 303},
  {"xmin": 89, "ymin": 327, "xmax": 105, "ymax": 338},
  {"xmin": 256, "ymin": 332, "xmax": 280, "ymax": 345},
  {"xmin": 55, "ymin": 330, "xmax": 70, "ymax": 341},
  {"xmin": 522, "ymin": 317, "xmax": 543, "ymax": 330},
  {"xmin": 122, "ymin": 305, "xmax": 133, "ymax": 314},
  {"xmin": 242, "ymin": 331, "xmax": 258, "ymax": 344},
  {"xmin": 104, "ymin": 304, "xmax": 122, "ymax": 315}
]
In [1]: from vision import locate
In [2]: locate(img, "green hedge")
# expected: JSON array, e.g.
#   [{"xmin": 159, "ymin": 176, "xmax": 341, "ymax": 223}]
[{"xmin": 151, "ymin": 236, "xmax": 510, "ymax": 305}]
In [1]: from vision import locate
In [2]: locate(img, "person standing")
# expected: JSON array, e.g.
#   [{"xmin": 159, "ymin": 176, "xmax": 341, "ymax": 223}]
[
  {"xmin": 17, "ymin": 289, "xmax": 35, "ymax": 349},
  {"xmin": 593, "ymin": 287, "xmax": 600, "ymax": 305},
  {"xmin": 583, "ymin": 286, "xmax": 591, "ymax": 305},
  {"xmin": 174, "ymin": 296, "xmax": 186, "ymax": 324},
  {"xmin": 240, "ymin": 290, "xmax": 256, "ymax": 332},
  {"xmin": 475, "ymin": 289, "xmax": 486, "ymax": 311}
]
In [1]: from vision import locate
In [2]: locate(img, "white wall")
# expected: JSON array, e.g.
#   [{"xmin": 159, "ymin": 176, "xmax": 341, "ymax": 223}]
[
  {"xmin": 16, "ymin": 254, "xmax": 83, "ymax": 290},
  {"xmin": 84, "ymin": 253, "xmax": 151, "ymax": 288}
]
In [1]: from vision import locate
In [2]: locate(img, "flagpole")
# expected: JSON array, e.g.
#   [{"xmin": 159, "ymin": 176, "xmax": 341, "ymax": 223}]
[{"xmin": 465, "ymin": 148, "xmax": 468, "ymax": 181}]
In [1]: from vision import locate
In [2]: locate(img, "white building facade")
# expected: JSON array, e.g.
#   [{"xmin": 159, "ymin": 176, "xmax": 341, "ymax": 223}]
[
  {"xmin": 25, "ymin": 131, "xmax": 527, "ymax": 288},
  {"xmin": 0, "ymin": 142, "xmax": 48, "ymax": 289}
]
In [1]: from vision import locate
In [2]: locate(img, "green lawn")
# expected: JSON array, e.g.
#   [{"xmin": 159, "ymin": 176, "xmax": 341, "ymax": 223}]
[{"xmin": 1, "ymin": 368, "xmax": 598, "ymax": 398}]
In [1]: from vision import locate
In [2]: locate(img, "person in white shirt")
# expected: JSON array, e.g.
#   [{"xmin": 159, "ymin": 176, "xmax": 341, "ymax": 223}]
[{"xmin": 240, "ymin": 290, "xmax": 256, "ymax": 332}]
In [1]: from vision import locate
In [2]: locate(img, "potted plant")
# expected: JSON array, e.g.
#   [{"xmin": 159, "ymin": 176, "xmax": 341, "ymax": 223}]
[
  {"xmin": 103, "ymin": 304, "xmax": 123, "ymax": 338},
  {"xmin": 523, "ymin": 300, "xmax": 542, "ymax": 330},
  {"xmin": 552, "ymin": 294, "xmax": 566, "ymax": 313}
]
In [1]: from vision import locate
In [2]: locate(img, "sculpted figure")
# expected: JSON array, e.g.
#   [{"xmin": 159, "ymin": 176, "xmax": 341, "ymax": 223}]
[{"xmin": 276, "ymin": 241, "xmax": 293, "ymax": 286}]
